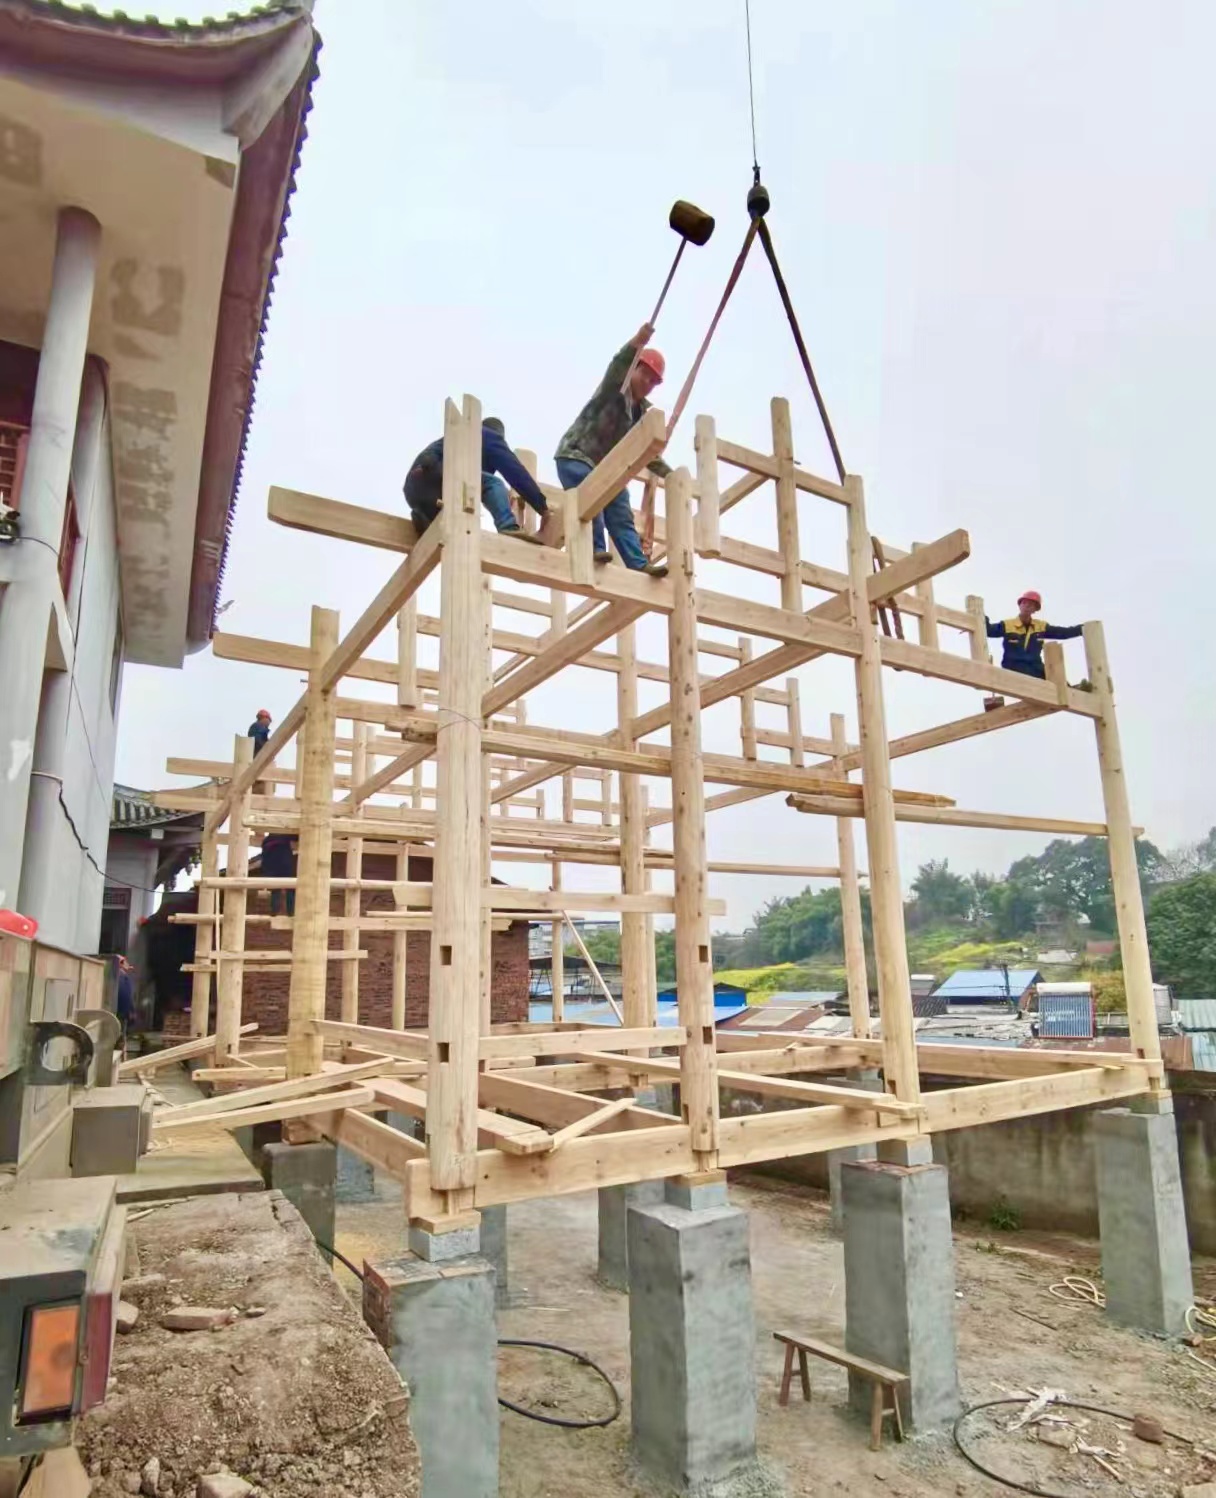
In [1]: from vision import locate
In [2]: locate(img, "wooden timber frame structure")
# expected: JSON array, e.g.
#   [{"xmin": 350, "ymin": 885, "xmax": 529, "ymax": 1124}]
[{"xmin": 154, "ymin": 390, "xmax": 1165, "ymax": 1237}]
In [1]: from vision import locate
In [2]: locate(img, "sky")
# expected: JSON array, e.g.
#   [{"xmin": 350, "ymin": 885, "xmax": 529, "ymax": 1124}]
[{"xmin": 117, "ymin": 0, "xmax": 1216, "ymax": 930}]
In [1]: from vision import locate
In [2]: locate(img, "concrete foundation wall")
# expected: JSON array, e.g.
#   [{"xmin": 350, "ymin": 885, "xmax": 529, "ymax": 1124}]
[{"xmin": 737, "ymin": 1078, "xmax": 1216, "ymax": 1254}]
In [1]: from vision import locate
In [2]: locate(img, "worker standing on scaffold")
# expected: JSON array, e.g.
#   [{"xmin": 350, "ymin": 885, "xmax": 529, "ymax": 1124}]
[
  {"xmin": 554, "ymin": 322, "xmax": 671, "ymax": 577},
  {"xmin": 986, "ymin": 591, "xmax": 1083, "ymax": 679}
]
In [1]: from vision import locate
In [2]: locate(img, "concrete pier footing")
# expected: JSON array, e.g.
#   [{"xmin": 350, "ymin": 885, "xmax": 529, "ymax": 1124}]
[
  {"xmin": 1094, "ymin": 1104, "xmax": 1194, "ymax": 1336},
  {"xmin": 841, "ymin": 1158, "xmax": 961, "ymax": 1430},
  {"xmin": 627, "ymin": 1195, "xmax": 761, "ymax": 1494},
  {"xmin": 364, "ymin": 1250, "xmax": 498, "ymax": 1498},
  {"xmin": 481, "ymin": 1204, "xmax": 510, "ymax": 1308},
  {"xmin": 261, "ymin": 1141, "xmax": 336, "ymax": 1261},
  {"xmin": 597, "ymin": 1180, "xmax": 664, "ymax": 1290}
]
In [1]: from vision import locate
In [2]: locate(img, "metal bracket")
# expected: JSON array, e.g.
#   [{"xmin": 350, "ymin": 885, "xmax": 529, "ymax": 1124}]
[{"xmin": 25, "ymin": 1020, "xmax": 93, "ymax": 1087}]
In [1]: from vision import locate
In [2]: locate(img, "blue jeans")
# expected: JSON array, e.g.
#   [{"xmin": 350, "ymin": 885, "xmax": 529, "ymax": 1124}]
[
  {"xmin": 555, "ymin": 458, "xmax": 648, "ymax": 569},
  {"xmin": 404, "ymin": 467, "xmax": 523, "ymax": 534}
]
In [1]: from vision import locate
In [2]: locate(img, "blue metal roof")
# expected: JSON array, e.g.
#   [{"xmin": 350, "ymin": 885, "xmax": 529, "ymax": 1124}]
[
  {"xmin": 1178, "ymin": 999, "xmax": 1216, "ymax": 1031},
  {"xmin": 933, "ymin": 969, "xmax": 1041, "ymax": 1002}
]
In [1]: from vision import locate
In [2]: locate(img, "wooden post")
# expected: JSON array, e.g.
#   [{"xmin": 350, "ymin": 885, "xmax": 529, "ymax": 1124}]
[
  {"xmin": 912, "ymin": 544, "xmax": 940, "ymax": 650},
  {"xmin": 832, "ymin": 712, "xmax": 872, "ymax": 1039},
  {"xmin": 286, "ymin": 606, "xmax": 340, "ymax": 1081},
  {"xmin": 1084, "ymin": 623, "xmax": 1162, "ymax": 1067},
  {"xmin": 427, "ymin": 395, "xmax": 485, "ymax": 1196},
  {"xmin": 771, "ymin": 397, "xmax": 801, "ymax": 613},
  {"xmin": 397, "ymin": 598, "xmax": 418, "ymax": 711},
  {"xmin": 694, "ymin": 414, "xmax": 721, "ymax": 558},
  {"xmin": 617, "ymin": 622, "xmax": 649, "ymax": 1030},
  {"xmin": 550, "ymin": 859, "xmax": 565, "ymax": 1023},
  {"xmin": 190, "ymin": 831, "xmax": 218, "ymax": 1038},
  {"xmin": 340, "ymin": 722, "xmax": 367, "ymax": 1024},
  {"xmin": 785, "ymin": 677, "xmax": 804, "ymax": 768},
  {"xmin": 215, "ymin": 734, "xmax": 253, "ymax": 1060},
  {"xmin": 738, "ymin": 638, "xmax": 758, "ymax": 760},
  {"xmin": 844, "ymin": 478, "xmax": 919, "ymax": 1104},
  {"xmin": 480, "ymin": 577, "xmax": 493, "ymax": 1035},
  {"xmin": 642, "ymin": 784, "xmax": 657, "ymax": 1024},
  {"xmin": 391, "ymin": 841, "xmax": 409, "ymax": 1029},
  {"xmin": 966, "ymin": 594, "xmax": 989, "ymax": 664},
  {"xmin": 666, "ymin": 466, "xmax": 719, "ymax": 1162}
]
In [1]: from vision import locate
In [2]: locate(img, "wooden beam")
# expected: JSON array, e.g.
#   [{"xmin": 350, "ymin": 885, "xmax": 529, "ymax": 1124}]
[
  {"xmin": 879, "ymin": 637, "xmax": 1101, "ymax": 717},
  {"xmin": 694, "ymin": 414, "xmax": 721, "ymax": 557},
  {"xmin": 115, "ymin": 1024, "xmax": 258, "ymax": 1079},
  {"xmin": 577, "ymin": 407, "xmax": 667, "ymax": 523},
  {"xmin": 832, "ymin": 712, "xmax": 871, "ymax": 1038},
  {"xmin": 190, "ymin": 831, "xmax": 218, "ymax": 1039},
  {"xmin": 269, "ymin": 484, "xmax": 419, "ymax": 552},
  {"xmin": 159, "ymin": 1059, "xmax": 400, "ymax": 1121},
  {"xmin": 287, "ymin": 606, "xmax": 340, "ymax": 1081},
  {"xmin": 341, "ymin": 723, "xmax": 368, "ymax": 1023},
  {"xmin": 786, "ymin": 795, "xmax": 1127, "ymax": 838},
  {"xmin": 215, "ymin": 733, "xmax": 253, "ymax": 1061},
  {"xmin": 153, "ymin": 1087, "xmax": 375, "ymax": 1136},
  {"xmin": 482, "ymin": 600, "xmax": 645, "ymax": 718}
]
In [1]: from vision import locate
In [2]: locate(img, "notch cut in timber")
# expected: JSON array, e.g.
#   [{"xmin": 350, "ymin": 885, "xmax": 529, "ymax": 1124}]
[{"xmin": 161, "ymin": 386, "xmax": 1163, "ymax": 1227}]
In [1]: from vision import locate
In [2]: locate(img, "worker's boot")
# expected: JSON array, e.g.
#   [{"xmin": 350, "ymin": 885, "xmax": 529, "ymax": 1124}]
[{"xmin": 640, "ymin": 561, "xmax": 668, "ymax": 578}]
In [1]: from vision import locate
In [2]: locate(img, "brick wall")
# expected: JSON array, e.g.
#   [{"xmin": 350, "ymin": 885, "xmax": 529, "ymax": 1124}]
[{"xmin": 164, "ymin": 851, "xmax": 530, "ymax": 1038}]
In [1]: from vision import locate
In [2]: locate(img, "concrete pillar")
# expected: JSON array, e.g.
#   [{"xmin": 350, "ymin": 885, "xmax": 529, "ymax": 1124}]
[
  {"xmin": 364, "ymin": 1247, "xmax": 498, "ymax": 1498},
  {"xmin": 335, "ymin": 1145, "xmax": 377, "ymax": 1204},
  {"xmin": 628, "ymin": 1192, "xmax": 759, "ymax": 1494},
  {"xmin": 828, "ymin": 1069, "xmax": 880, "ymax": 1232},
  {"xmin": 0, "ymin": 206, "xmax": 100, "ymax": 914},
  {"xmin": 1094, "ymin": 1104, "xmax": 1194, "ymax": 1336},
  {"xmin": 841, "ymin": 1156, "xmax": 961, "ymax": 1430},
  {"xmin": 262, "ymin": 1141, "xmax": 336, "ymax": 1262},
  {"xmin": 480, "ymin": 1205, "xmax": 510, "ymax": 1309},
  {"xmin": 597, "ymin": 1179, "xmax": 663, "ymax": 1290}
]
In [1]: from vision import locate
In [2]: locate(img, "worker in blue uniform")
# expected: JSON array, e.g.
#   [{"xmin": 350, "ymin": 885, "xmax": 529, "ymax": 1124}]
[
  {"xmin": 986, "ymin": 590, "xmax": 1083, "ymax": 679},
  {"xmin": 404, "ymin": 416, "xmax": 558, "ymax": 544}
]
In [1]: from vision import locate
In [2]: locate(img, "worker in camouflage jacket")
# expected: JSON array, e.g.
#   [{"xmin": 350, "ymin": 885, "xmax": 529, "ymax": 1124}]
[{"xmin": 555, "ymin": 321, "xmax": 671, "ymax": 575}]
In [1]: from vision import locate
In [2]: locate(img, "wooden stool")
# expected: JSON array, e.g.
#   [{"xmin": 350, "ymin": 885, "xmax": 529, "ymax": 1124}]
[{"xmin": 773, "ymin": 1330, "xmax": 908, "ymax": 1451}]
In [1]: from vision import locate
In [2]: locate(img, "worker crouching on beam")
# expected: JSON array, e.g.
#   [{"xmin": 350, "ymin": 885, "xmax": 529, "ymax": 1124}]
[
  {"xmin": 986, "ymin": 591, "xmax": 1082, "ymax": 678},
  {"xmin": 404, "ymin": 416, "xmax": 560, "ymax": 545},
  {"xmin": 555, "ymin": 321, "xmax": 671, "ymax": 576}
]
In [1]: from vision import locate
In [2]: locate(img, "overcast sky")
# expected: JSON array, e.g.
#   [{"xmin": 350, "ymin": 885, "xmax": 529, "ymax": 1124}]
[{"xmin": 118, "ymin": 0, "xmax": 1216, "ymax": 929}]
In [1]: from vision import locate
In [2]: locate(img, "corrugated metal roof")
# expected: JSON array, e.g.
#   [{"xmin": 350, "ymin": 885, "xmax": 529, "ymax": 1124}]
[
  {"xmin": 933, "ymin": 969, "xmax": 1041, "ymax": 1001},
  {"xmin": 1191, "ymin": 1033, "xmax": 1216, "ymax": 1071},
  {"xmin": 1178, "ymin": 999, "xmax": 1216, "ymax": 1030},
  {"xmin": 912, "ymin": 994, "xmax": 948, "ymax": 1018}
]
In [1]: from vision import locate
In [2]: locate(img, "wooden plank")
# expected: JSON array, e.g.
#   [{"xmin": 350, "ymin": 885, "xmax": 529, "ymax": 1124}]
[
  {"xmin": 1084, "ymin": 622, "xmax": 1162, "ymax": 1067},
  {"xmin": 921, "ymin": 1065, "xmax": 1153, "ymax": 1131},
  {"xmin": 845, "ymin": 478, "xmax": 919, "ymax": 1107},
  {"xmin": 561, "ymin": 910, "xmax": 626, "ymax": 1024},
  {"xmin": 153, "ymin": 1086, "xmax": 375, "ymax": 1135},
  {"xmin": 577, "ymin": 407, "xmax": 667, "ymax": 523},
  {"xmin": 482, "ymin": 600, "xmax": 646, "ymax": 718},
  {"xmin": 316, "ymin": 1020, "xmax": 430, "ymax": 1059},
  {"xmin": 476, "ymin": 1071, "xmax": 673, "ymax": 1132},
  {"xmin": 190, "ymin": 831, "xmax": 218, "ymax": 1038},
  {"xmin": 666, "ymin": 467, "xmax": 719, "ymax": 1162},
  {"xmin": 215, "ymin": 734, "xmax": 253, "ymax": 1060},
  {"xmin": 546, "ymin": 1095, "xmax": 637, "ymax": 1150},
  {"xmin": 832, "ymin": 712, "xmax": 872, "ymax": 1038},
  {"xmin": 371, "ymin": 1076, "xmax": 553, "ymax": 1156},
  {"xmin": 115, "ymin": 1023, "xmax": 258, "ymax": 1079},
  {"xmin": 427, "ymin": 395, "xmax": 486, "ymax": 1194},
  {"xmin": 159, "ymin": 1059, "xmax": 400, "ymax": 1121},
  {"xmin": 694, "ymin": 414, "xmax": 721, "ymax": 557},
  {"xmin": 269, "ymin": 484, "xmax": 419, "ymax": 552},
  {"xmin": 302, "ymin": 1106, "xmax": 427, "ymax": 1175},
  {"xmin": 286, "ymin": 607, "xmax": 340, "ymax": 1083},
  {"xmin": 478, "ymin": 1026, "xmax": 681, "ymax": 1060},
  {"xmin": 879, "ymin": 637, "xmax": 1101, "ymax": 718},
  {"xmin": 787, "ymin": 795, "xmax": 1124, "ymax": 838},
  {"xmin": 341, "ymin": 723, "xmax": 368, "ymax": 1024},
  {"xmin": 617, "ymin": 621, "xmax": 651, "ymax": 1032},
  {"xmin": 771, "ymin": 398, "xmax": 802, "ymax": 612}
]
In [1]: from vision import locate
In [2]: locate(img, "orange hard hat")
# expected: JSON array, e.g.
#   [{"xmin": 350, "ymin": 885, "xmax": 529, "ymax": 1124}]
[
  {"xmin": 1018, "ymin": 590, "xmax": 1042, "ymax": 608},
  {"xmin": 256, "ymin": 708, "xmax": 271, "ymax": 720},
  {"xmin": 636, "ymin": 346, "xmax": 665, "ymax": 382}
]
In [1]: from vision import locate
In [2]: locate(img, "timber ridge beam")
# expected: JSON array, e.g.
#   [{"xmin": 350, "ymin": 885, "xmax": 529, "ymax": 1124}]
[{"xmin": 159, "ymin": 387, "xmax": 1164, "ymax": 1227}]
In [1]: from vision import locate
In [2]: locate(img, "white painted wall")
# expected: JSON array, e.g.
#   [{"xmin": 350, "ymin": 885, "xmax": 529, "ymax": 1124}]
[{"xmin": 104, "ymin": 838, "xmax": 159, "ymax": 950}]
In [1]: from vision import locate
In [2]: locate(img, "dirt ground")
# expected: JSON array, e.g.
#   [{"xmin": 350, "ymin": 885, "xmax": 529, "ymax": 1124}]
[
  {"xmin": 78, "ymin": 1191, "xmax": 421, "ymax": 1498},
  {"xmin": 336, "ymin": 1171, "xmax": 1216, "ymax": 1498}
]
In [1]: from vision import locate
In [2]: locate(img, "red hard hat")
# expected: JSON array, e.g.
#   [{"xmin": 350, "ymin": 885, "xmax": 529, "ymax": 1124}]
[
  {"xmin": 1018, "ymin": 590, "xmax": 1042, "ymax": 607},
  {"xmin": 256, "ymin": 708, "xmax": 271, "ymax": 719},
  {"xmin": 636, "ymin": 346, "xmax": 665, "ymax": 382}
]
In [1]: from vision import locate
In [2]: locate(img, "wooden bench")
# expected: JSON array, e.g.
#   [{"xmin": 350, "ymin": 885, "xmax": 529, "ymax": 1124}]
[{"xmin": 773, "ymin": 1331, "xmax": 908, "ymax": 1451}]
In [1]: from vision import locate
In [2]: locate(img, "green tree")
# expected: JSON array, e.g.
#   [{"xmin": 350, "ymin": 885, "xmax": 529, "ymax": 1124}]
[
  {"xmin": 654, "ymin": 928, "xmax": 677, "ymax": 984},
  {"xmin": 1147, "ymin": 873, "xmax": 1216, "ymax": 997},
  {"xmin": 1008, "ymin": 835, "xmax": 1163, "ymax": 931},
  {"xmin": 573, "ymin": 927, "xmax": 621, "ymax": 966},
  {"xmin": 907, "ymin": 859, "xmax": 971, "ymax": 929}
]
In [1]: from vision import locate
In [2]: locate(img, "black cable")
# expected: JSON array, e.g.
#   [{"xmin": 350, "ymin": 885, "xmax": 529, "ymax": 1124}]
[
  {"xmin": 497, "ymin": 1338, "xmax": 622, "ymax": 1429},
  {"xmin": 744, "ymin": 0, "xmax": 760, "ymax": 176},
  {"xmin": 314, "ymin": 1242, "xmax": 622, "ymax": 1429},
  {"xmin": 27, "ymin": 772, "xmax": 165, "ymax": 895},
  {"xmin": 953, "ymin": 1397, "xmax": 1196, "ymax": 1496}
]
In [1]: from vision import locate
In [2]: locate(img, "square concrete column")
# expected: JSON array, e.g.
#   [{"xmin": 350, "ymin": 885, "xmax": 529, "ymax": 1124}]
[
  {"xmin": 1094, "ymin": 1105, "xmax": 1194, "ymax": 1336},
  {"xmin": 364, "ymin": 1251, "xmax": 498, "ymax": 1498},
  {"xmin": 480, "ymin": 1204, "xmax": 510, "ymax": 1309},
  {"xmin": 828, "ymin": 1143, "xmax": 877, "ymax": 1233},
  {"xmin": 262, "ymin": 1141, "xmax": 336, "ymax": 1262},
  {"xmin": 335, "ymin": 1145, "xmax": 378, "ymax": 1204},
  {"xmin": 841, "ymin": 1158, "xmax": 961, "ymax": 1430},
  {"xmin": 597, "ymin": 1180, "xmax": 663, "ymax": 1290},
  {"xmin": 628, "ymin": 1195, "xmax": 760, "ymax": 1493}
]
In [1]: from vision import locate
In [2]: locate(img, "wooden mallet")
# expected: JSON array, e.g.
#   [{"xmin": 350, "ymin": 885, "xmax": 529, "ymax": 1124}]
[{"xmin": 621, "ymin": 199, "xmax": 715, "ymax": 394}]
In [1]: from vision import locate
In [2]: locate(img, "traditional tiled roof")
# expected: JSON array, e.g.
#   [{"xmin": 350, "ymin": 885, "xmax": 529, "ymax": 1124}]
[{"xmin": 111, "ymin": 783, "xmax": 205, "ymax": 831}]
